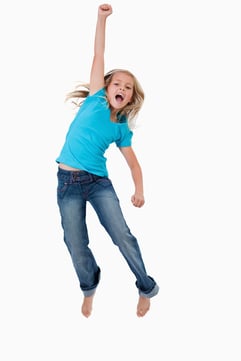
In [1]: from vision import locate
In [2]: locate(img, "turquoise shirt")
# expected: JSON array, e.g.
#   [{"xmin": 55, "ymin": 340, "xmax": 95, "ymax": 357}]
[{"xmin": 56, "ymin": 88, "xmax": 133, "ymax": 177}]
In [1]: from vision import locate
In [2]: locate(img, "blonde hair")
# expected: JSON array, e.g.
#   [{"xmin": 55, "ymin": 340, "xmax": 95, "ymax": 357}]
[{"xmin": 66, "ymin": 69, "xmax": 145, "ymax": 128}]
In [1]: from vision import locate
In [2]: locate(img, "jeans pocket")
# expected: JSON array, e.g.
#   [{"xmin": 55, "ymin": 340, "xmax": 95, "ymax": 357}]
[{"xmin": 96, "ymin": 177, "xmax": 112, "ymax": 188}]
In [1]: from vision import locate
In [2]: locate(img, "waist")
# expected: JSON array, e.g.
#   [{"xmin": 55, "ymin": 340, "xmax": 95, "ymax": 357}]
[{"xmin": 58, "ymin": 163, "xmax": 83, "ymax": 171}]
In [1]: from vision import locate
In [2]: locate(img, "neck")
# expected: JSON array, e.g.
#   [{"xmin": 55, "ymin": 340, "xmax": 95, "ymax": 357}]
[{"xmin": 110, "ymin": 110, "xmax": 118, "ymax": 122}]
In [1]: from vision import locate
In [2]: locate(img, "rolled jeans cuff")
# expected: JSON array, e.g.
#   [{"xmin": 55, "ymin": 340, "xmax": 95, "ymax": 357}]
[
  {"xmin": 83, "ymin": 288, "xmax": 97, "ymax": 297},
  {"xmin": 139, "ymin": 284, "xmax": 159, "ymax": 298}
]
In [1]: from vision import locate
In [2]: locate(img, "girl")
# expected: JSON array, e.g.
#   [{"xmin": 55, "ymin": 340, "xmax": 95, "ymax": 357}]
[{"xmin": 56, "ymin": 3, "xmax": 159, "ymax": 318}]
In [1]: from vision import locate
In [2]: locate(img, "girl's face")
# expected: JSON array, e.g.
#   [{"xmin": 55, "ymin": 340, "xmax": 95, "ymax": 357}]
[{"xmin": 106, "ymin": 72, "xmax": 134, "ymax": 111}]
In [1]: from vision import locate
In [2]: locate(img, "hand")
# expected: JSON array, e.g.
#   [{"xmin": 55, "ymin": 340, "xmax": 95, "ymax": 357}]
[
  {"xmin": 98, "ymin": 4, "xmax": 113, "ymax": 17},
  {"xmin": 131, "ymin": 193, "xmax": 145, "ymax": 208}
]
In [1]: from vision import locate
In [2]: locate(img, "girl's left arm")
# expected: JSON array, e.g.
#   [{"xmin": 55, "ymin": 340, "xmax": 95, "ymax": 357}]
[{"xmin": 119, "ymin": 146, "xmax": 145, "ymax": 208}]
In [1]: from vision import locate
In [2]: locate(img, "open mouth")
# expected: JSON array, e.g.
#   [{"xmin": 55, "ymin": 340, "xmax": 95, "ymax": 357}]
[{"xmin": 115, "ymin": 94, "xmax": 124, "ymax": 103}]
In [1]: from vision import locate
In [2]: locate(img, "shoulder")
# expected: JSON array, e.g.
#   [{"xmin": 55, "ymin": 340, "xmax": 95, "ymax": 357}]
[
  {"xmin": 88, "ymin": 87, "xmax": 106, "ymax": 99},
  {"xmin": 84, "ymin": 87, "xmax": 106, "ymax": 105}
]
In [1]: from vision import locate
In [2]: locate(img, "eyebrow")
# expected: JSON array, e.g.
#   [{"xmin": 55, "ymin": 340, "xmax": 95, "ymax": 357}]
[{"xmin": 114, "ymin": 78, "xmax": 133, "ymax": 86}]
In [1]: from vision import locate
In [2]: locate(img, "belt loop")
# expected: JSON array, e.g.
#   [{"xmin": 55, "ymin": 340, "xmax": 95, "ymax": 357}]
[
  {"xmin": 71, "ymin": 172, "xmax": 78, "ymax": 183},
  {"xmin": 92, "ymin": 174, "xmax": 99, "ymax": 181}
]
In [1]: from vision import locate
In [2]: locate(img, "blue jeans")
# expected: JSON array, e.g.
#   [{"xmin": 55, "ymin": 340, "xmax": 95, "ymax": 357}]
[{"xmin": 57, "ymin": 167, "xmax": 159, "ymax": 298}]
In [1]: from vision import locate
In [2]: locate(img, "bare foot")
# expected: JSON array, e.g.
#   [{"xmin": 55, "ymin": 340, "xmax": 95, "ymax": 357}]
[
  {"xmin": 81, "ymin": 294, "xmax": 95, "ymax": 318},
  {"xmin": 137, "ymin": 296, "xmax": 150, "ymax": 317}
]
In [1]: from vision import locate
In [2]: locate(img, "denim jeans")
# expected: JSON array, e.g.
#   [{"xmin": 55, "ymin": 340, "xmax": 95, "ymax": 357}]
[{"xmin": 57, "ymin": 167, "xmax": 159, "ymax": 298}]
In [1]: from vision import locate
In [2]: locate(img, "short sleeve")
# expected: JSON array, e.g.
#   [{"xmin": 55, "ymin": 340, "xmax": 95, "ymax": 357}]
[{"xmin": 115, "ymin": 126, "xmax": 133, "ymax": 147}]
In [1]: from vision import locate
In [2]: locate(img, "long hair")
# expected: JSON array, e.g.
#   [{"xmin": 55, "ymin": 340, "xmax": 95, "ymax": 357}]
[{"xmin": 66, "ymin": 69, "xmax": 145, "ymax": 128}]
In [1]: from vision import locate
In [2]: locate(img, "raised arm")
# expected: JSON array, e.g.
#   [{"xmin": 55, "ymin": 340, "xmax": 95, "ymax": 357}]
[{"xmin": 89, "ymin": 4, "xmax": 113, "ymax": 95}]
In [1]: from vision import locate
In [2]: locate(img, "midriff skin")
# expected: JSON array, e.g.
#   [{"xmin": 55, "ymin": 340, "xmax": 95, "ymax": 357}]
[{"xmin": 58, "ymin": 163, "xmax": 82, "ymax": 171}]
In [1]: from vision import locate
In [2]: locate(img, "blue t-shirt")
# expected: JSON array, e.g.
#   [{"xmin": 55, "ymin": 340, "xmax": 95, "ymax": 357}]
[{"xmin": 56, "ymin": 88, "xmax": 133, "ymax": 177}]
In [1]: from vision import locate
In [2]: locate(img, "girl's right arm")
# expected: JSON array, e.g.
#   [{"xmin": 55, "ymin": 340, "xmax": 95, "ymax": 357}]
[{"xmin": 89, "ymin": 4, "xmax": 113, "ymax": 95}]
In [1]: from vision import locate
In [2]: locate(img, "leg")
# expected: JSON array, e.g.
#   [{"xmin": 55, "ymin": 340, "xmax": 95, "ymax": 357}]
[
  {"xmin": 89, "ymin": 178, "xmax": 159, "ymax": 314},
  {"xmin": 57, "ymin": 169, "xmax": 101, "ymax": 317}
]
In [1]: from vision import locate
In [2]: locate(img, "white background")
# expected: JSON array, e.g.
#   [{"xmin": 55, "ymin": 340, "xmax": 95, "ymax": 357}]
[{"xmin": 0, "ymin": 0, "xmax": 240, "ymax": 360}]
